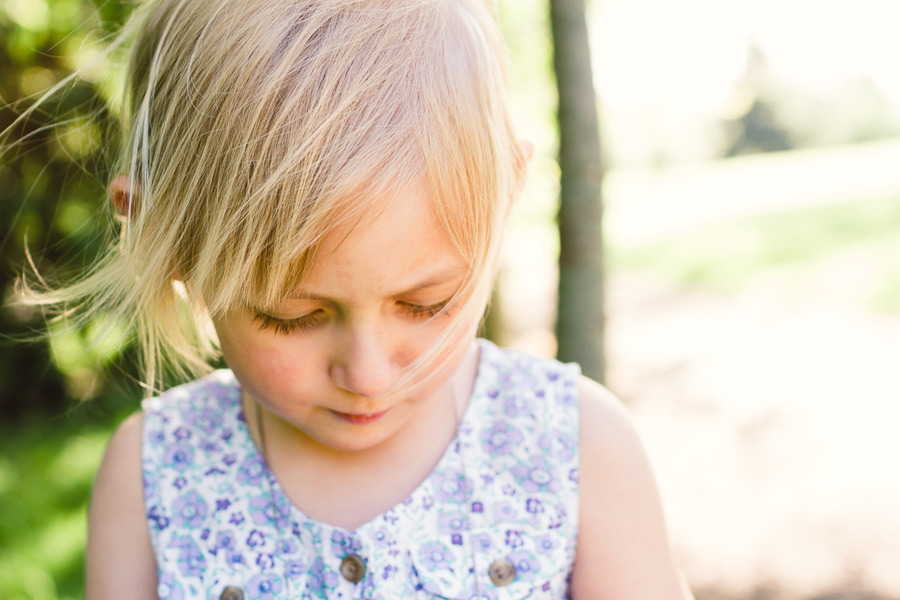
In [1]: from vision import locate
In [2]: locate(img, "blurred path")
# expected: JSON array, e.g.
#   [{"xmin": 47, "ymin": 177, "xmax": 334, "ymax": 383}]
[{"xmin": 606, "ymin": 271, "xmax": 900, "ymax": 599}]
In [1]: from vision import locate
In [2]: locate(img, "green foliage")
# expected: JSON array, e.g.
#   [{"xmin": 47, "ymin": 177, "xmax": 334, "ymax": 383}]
[
  {"xmin": 1, "ymin": 0, "xmax": 133, "ymax": 420},
  {"xmin": 1, "ymin": 0, "xmax": 135, "ymax": 591}
]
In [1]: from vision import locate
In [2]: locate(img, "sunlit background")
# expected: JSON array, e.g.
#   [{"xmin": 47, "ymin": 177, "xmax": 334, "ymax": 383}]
[
  {"xmin": 2, "ymin": 0, "xmax": 900, "ymax": 598},
  {"xmin": 500, "ymin": 1, "xmax": 900, "ymax": 599}
]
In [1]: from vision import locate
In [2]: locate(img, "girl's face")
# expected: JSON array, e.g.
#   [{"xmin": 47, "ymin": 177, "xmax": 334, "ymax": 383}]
[{"xmin": 211, "ymin": 180, "xmax": 480, "ymax": 454}]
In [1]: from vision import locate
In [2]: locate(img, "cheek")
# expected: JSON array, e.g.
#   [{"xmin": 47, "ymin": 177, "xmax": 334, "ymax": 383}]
[{"xmin": 214, "ymin": 320, "xmax": 316, "ymax": 396}]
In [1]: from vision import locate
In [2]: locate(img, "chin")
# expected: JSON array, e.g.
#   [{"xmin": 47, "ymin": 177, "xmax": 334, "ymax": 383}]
[
  {"xmin": 310, "ymin": 412, "xmax": 405, "ymax": 454},
  {"xmin": 317, "ymin": 428, "xmax": 396, "ymax": 454}
]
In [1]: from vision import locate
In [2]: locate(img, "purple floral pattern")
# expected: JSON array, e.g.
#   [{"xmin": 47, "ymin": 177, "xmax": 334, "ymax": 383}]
[{"xmin": 143, "ymin": 339, "xmax": 580, "ymax": 598}]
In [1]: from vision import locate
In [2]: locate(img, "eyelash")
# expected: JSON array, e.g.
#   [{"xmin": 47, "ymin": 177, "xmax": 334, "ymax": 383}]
[
  {"xmin": 401, "ymin": 300, "xmax": 450, "ymax": 319},
  {"xmin": 252, "ymin": 300, "xmax": 450, "ymax": 335},
  {"xmin": 252, "ymin": 311, "xmax": 326, "ymax": 335}
]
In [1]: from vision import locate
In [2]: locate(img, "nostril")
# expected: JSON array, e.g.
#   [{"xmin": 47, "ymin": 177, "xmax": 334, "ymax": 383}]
[
  {"xmin": 346, "ymin": 369, "xmax": 393, "ymax": 399},
  {"xmin": 331, "ymin": 325, "xmax": 397, "ymax": 397},
  {"xmin": 331, "ymin": 356, "xmax": 395, "ymax": 399}
]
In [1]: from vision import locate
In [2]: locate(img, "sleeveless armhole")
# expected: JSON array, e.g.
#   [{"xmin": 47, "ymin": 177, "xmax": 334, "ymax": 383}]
[
  {"xmin": 140, "ymin": 370, "xmax": 246, "ymax": 600},
  {"xmin": 541, "ymin": 355, "xmax": 582, "ymax": 572},
  {"xmin": 142, "ymin": 395, "xmax": 166, "ymax": 563}
]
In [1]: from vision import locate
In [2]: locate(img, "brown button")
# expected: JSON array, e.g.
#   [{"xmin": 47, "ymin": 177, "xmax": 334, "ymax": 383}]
[
  {"xmin": 340, "ymin": 553, "xmax": 366, "ymax": 583},
  {"xmin": 488, "ymin": 558, "xmax": 516, "ymax": 586},
  {"xmin": 220, "ymin": 586, "xmax": 244, "ymax": 600}
]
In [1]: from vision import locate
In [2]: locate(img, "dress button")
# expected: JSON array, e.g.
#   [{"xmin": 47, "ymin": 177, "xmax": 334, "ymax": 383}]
[
  {"xmin": 340, "ymin": 553, "xmax": 366, "ymax": 583},
  {"xmin": 220, "ymin": 586, "xmax": 245, "ymax": 600},
  {"xmin": 488, "ymin": 558, "xmax": 516, "ymax": 586}
]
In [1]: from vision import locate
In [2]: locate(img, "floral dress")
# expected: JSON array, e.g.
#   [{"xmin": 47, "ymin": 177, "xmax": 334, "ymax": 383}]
[{"xmin": 143, "ymin": 339, "xmax": 581, "ymax": 599}]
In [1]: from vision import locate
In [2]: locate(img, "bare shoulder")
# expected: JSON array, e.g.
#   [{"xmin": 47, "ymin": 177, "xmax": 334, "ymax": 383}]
[
  {"xmin": 576, "ymin": 376, "xmax": 635, "ymax": 448},
  {"xmin": 85, "ymin": 411, "xmax": 158, "ymax": 600},
  {"xmin": 575, "ymin": 376, "xmax": 662, "ymax": 477},
  {"xmin": 570, "ymin": 376, "xmax": 693, "ymax": 599}
]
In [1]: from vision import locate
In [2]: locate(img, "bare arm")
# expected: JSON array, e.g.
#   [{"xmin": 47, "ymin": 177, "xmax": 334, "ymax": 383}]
[
  {"xmin": 569, "ymin": 377, "xmax": 694, "ymax": 599},
  {"xmin": 85, "ymin": 412, "xmax": 158, "ymax": 599}
]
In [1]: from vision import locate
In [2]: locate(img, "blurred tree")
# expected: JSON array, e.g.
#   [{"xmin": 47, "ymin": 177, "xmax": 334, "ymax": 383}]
[
  {"xmin": 550, "ymin": 0, "xmax": 605, "ymax": 382},
  {"xmin": 724, "ymin": 46, "xmax": 794, "ymax": 157},
  {"xmin": 0, "ymin": 0, "xmax": 132, "ymax": 421}
]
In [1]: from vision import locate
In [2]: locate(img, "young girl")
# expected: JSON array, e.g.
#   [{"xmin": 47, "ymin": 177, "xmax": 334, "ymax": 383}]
[{"xmin": 20, "ymin": 0, "xmax": 692, "ymax": 597}]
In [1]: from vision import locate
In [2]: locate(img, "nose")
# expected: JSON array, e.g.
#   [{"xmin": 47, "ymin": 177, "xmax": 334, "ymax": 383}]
[{"xmin": 330, "ymin": 324, "xmax": 397, "ymax": 399}]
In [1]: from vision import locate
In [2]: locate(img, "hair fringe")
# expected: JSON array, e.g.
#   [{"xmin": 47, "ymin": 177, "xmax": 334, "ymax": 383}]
[{"xmin": 6, "ymin": 0, "xmax": 521, "ymax": 397}]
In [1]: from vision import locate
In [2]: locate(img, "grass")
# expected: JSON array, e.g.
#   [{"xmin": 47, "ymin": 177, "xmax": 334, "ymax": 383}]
[
  {"xmin": 869, "ymin": 247, "xmax": 900, "ymax": 314},
  {"xmin": 610, "ymin": 193, "xmax": 900, "ymax": 310},
  {"xmin": 0, "ymin": 408, "xmax": 123, "ymax": 600}
]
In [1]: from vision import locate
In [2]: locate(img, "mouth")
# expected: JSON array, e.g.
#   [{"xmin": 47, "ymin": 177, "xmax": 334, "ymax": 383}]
[{"xmin": 330, "ymin": 408, "xmax": 392, "ymax": 425}]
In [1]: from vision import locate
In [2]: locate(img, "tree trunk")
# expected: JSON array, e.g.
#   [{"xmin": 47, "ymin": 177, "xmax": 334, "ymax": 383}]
[{"xmin": 549, "ymin": 0, "xmax": 605, "ymax": 382}]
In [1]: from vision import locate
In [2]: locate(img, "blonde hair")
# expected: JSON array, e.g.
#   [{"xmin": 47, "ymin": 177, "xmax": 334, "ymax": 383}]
[{"xmin": 18, "ymin": 0, "xmax": 522, "ymax": 394}]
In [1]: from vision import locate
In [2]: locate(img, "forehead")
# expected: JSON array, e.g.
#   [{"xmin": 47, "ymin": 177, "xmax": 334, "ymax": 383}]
[{"xmin": 288, "ymin": 179, "xmax": 468, "ymax": 303}]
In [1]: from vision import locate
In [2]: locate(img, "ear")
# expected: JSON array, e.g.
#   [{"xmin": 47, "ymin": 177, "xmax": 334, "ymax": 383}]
[
  {"xmin": 515, "ymin": 139, "xmax": 534, "ymax": 183},
  {"xmin": 109, "ymin": 176, "xmax": 139, "ymax": 218},
  {"xmin": 108, "ymin": 176, "xmax": 183, "ymax": 280},
  {"xmin": 518, "ymin": 139, "xmax": 535, "ymax": 167},
  {"xmin": 509, "ymin": 139, "xmax": 534, "ymax": 211}
]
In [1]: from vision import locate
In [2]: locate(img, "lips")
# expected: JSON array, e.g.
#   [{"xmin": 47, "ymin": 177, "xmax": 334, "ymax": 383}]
[{"xmin": 331, "ymin": 408, "xmax": 391, "ymax": 425}]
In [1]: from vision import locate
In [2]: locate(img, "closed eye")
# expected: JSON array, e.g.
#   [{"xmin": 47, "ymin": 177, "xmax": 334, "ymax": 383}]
[
  {"xmin": 399, "ymin": 299, "xmax": 450, "ymax": 319},
  {"xmin": 252, "ymin": 310, "xmax": 326, "ymax": 335}
]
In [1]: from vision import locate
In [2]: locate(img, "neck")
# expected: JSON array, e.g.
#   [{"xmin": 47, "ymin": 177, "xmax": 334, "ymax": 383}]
[{"xmin": 240, "ymin": 344, "xmax": 480, "ymax": 530}]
